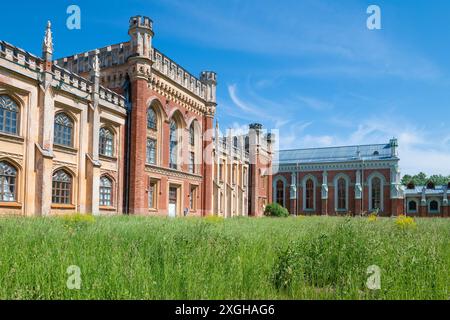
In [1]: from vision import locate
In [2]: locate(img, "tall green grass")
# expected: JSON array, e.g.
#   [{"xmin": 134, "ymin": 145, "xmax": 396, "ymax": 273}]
[{"xmin": 0, "ymin": 215, "xmax": 448, "ymax": 299}]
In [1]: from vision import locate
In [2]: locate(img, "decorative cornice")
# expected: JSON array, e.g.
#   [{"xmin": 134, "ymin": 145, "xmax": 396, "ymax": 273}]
[{"xmin": 145, "ymin": 164, "xmax": 203, "ymax": 182}]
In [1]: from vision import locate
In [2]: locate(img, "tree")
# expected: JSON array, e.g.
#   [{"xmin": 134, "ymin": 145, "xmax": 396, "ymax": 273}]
[{"xmin": 402, "ymin": 172, "xmax": 450, "ymax": 186}]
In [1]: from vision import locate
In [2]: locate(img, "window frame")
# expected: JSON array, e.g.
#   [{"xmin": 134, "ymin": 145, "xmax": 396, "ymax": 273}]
[
  {"xmin": 99, "ymin": 127, "xmax": 114, "ymax": 157},
  {"xmin": 99, "ymin": 175, "xmax": 113, "ymax": 207},
  {"xmin": 54, "ymin": 112, "xmax": 74, "ymax": 148},
  {"xmin": 52, "ymin": 169, "xmax": 73, "ymax": 205},
  {"xmin": 0, "ymin": 95, "xmax": 19, "ymax": 136},
  {"xmin": 0, "ymin": 161, "xmax": 18, "ymax": 202}
]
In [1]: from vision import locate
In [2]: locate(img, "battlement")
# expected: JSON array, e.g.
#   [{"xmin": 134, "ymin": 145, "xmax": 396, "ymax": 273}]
[
  {"xmin": 0, "ymin": 41, "xmax": 44, "ymax": 73},
  {"xmin": 200, "ymin": 71, "xmax": 217, "ymax": 84},
  {"xmin": 129, "ymin": 15, "xmax": 153, "ymax": 31}
]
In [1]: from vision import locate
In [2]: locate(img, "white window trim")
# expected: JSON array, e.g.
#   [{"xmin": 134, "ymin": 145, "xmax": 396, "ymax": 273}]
[
  {"xmin": 333, "ymin": 173, "xmax": 350, "ymax": 212},
  {"xmin": 406, "ymin": 198, "xmax": 419, "ymax": 214},
  {"xmin": 367, "ymin": 172, "xmax": 385, "ymax": 212},
  {"xmin": 272, "ymin": 175, "xmax": 288, "ymax": 208},
  {"xmin": 302, "ymin": 174, "xmax": 318, "ymax": 212},
  {"xmin": 427, "ymin": 198, "xmax": 441, "ymax": 214}
]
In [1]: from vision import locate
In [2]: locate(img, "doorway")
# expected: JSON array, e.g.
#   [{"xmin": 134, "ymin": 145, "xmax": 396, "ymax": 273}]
[{"xmin": 168, "ymin": 186, "xmax": 179, "ymax": 218}]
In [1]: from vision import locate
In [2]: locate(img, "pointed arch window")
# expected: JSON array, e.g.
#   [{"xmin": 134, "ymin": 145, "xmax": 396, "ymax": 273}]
[
  {"xmin": 169, "ymin": 119, "xmax": 178, "ymax": 169},
  {"xmin": 147, "ymin": 107, "xmax": 157, "ymax": 130},
  {"xmin": 0, "ymin": 161, "xmax": 17, "ymax": 202},
  {"xmin": 337, "ymin": 178, "xmax": 347, "ymax": 210},
  {"xmin": 408, "ymin": 200, "xmax": 417, "ymax": 212},
  {"xmin": 276, "ymin": 180, "xmax": 284, "ymax": 206},
  {"xmin": 52, "ymin": 169, "xmax": 72, "ymax": 204},
  {"xmin": 99, "ymin": 127, "xmax": 114, "ymax": 157},
  {"xmin": 0, "ymin": 95, "xmax": 19, "ymax": 135},
  {"xmin": 429, "ymin": 200, "xmax": 439, "ymax": 213},
  {"xmin": 371, "ymin": 177, "xmax": 382, "ymax": 210},
  {"xmin": 305, "ymin": 179, "xmax": 314, "ymax": 210},
  {"xmin": 54, "ymin": 113, "xmax": 73, "ymax": 147},
  {"xmin": 99, "ymin": 176, "xmax": 113, "ymax": 207}
]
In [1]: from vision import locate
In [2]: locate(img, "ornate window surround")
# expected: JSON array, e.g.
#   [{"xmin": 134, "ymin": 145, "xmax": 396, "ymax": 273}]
[
  {"xmin": 333, "ymin": 173, "xmax": 350, "ymax": 212},
  {"xmin": 272, "ymin": 175, "xmax": 288, "ymax": 208},
  {"xmin": 367, "ymin": 172, "xmax": 386, "ymax": 212},
  {"xmin": 302, "ymin": 174, "xmax": 318, "ymax": 212}
]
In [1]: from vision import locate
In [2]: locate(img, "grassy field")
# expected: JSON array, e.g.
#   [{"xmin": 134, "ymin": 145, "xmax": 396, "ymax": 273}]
[{"xmin": 0, "ymin": 215, "xmax": 448, "ymax": 300}]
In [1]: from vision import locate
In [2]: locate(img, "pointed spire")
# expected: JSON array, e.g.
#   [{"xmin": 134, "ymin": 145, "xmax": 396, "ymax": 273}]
[{"xmin": 42, "ymin": 20, "xmax": 53, "ymax": 60}]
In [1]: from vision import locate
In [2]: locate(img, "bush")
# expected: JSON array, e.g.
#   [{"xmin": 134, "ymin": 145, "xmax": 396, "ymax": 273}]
[{"xmin": 264, "ymin": 203, "xmax": 289, "ymax": 217}]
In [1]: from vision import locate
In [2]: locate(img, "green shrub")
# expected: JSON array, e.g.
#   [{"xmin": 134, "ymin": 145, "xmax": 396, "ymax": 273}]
[{"xmin": 264, "ymin": 203, "xmax": 289, "ymax": 217}]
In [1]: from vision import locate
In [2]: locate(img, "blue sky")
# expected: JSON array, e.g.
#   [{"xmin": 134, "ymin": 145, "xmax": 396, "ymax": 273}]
[{"xmin": 1, "ymin": 0, "xmax": 449, "ymax": 175}]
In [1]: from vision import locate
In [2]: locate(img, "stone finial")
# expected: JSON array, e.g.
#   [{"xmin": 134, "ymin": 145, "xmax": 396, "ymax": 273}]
[
  {"xmin": 42, "ymin": 21, "xmax": 53, "ymax": 60},
  {"xmin": 91, "ymin": 51, "xmax": 100, "ymax": 75}
]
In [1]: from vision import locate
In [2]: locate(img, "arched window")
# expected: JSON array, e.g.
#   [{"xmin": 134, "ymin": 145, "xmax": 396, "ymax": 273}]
[
  {"xmin": 245, "ymin": 136, "xmax": 250, "ymax": 154},
  {"xmin": 305, "ymin": 179, "xmax": 314, "ymax": 210},
  {"xmin": 99, "ymin": 176, "xmax": 113, "ymax": 207},
  {"xmin": 146, "ymin": 138, "xmax": 156, "ymax": 165},
  {"xmin": 337, "ymin": 178, "xmax": 347, "ymax": 210},
  {"xmin": 52, "ymin": 169, "xmax": 72, "ymax": 204},
  {"xmin": 408, "ymin": 200, "xmax": 417, "ymax": 212},
  {"xmin": 169, "ymin": 119, "xmax": 178, "ymax": 169},
  {"xmin": 371, "ymin": 177, "xmax": 382, "ymax": 210},
  {"xmin": 189, "ymin": 123, "xmax": 195, "ymax": 146},
  {"xmin": 276, "ymin": 180, "xmax": 284, "ymax": 206},
  {"xmin": 99, "ymin": 127, "xmax": 114, "ymax": 157},
  {"xmin": 54, "ymin": 113, "xmax": 73, "ymax": 147},
  {"xmin": 429, "ymin": 200, "xmax": 439, "ymax": 213},
  {"xmin": 0, "ymin": 161, "xmax": 17, "ymax": 202},
  {"xmin": 147, "ymin": 107, "xmax": 157, "ymax": 130},
  {"xmin": 0, "ymin": 95, "xmax": 19, "ymax": 135}
]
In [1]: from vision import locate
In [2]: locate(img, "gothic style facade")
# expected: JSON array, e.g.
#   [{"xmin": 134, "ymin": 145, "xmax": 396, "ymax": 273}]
[
  {"xmin": 213, "ymin": 123, "xmax": 273, "ymax": 217},
  {"xmin": 0, "ymin": 16, "xmax": 272, "ymax": 217},
  {"xmin": 272, "ymin": 139, "xmax": 406, "ymax": 216}
]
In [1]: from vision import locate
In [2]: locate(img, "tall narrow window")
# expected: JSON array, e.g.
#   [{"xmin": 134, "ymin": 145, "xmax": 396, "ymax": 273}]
[
  {"xmin": 54, "ymin": 113, "xmax": 73, "ymax": 147},
  {"xmin": 305, "ymin": 179, "xmax": 314, "ymax": 210},
  {"xmin": 189, "ymin": 152, "xmax": 195, "ymax": 174},
  {"xmin": 99, "ymin": 127, "xmax": 114, "ymax": 157},
  {"xmin": 146, "ymin": 138, "xmax": 157, "ymax": 165},
  {"xmin": 0, "ymin": 161, "xmax": 17, "ymax": 202},
  {"xmin": 99, "ymin": 176, "xmax": 113, "ymax": 207},
  {"xmin": 190, "ymin": 185, "xmax": 198, "ymax": 210},
  {"xmin": 147, "ymin": 108, "xmax": 157, "ymax": 130},
  {"xmin": 233, "ymin": 137, "xmax": 238, "ymax": 149},
  {"xmin": 0, "ymin": 95, "xmax": 19, "ymax": 135},
  {"xmin": 189, "ymin": 123, "xmax": 195, "ymax": 146},
  {"xmin": 371, "ymin": 177, "xmax": 381, "ymax": 210},
  {"xmin": 408, "ymin": 201, "xmax": 417, "ymax": 212},
  {"xmin": 169, "ymin": 119, "xmax": 178, "ymax": 169},
  {"xmin": 148, "ymin": 182, "xmax": 156, "ymax": 209},
  {"xmin": 276, "ymin": 180, "xmax": 284, "ymax": 205},
  {"xmin": 52, "ymin": 169, "xmax": 72, "ymax": 204},
  {"xmin": 337, "ymin": 178, "xmax": 347, "ymax": 210}
]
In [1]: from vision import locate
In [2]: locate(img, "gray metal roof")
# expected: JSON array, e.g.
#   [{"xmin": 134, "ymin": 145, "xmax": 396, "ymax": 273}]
[
  {"xmin": 404, "ymin": 185, "xmax": 448, "ymax": 195},
  {"xmin": 276, "ymin": 143, "xmax": 394, "ymax": 164}
]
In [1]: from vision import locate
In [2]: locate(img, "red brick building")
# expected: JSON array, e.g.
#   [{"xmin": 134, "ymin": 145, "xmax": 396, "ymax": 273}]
[
  {"xmin": 272, "ymin": 139, "xmax": 405, "ymax": 216},
  {"xmin": 56, "ymin": 16, "xmax": 272, "ymax": 217}
]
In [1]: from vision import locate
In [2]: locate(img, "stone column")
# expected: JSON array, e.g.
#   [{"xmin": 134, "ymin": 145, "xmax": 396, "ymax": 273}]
[
  {"xmin": 290, "ymin": 172, "xmax": 297, "ymax": 215},
  {"xmin": 321, "ymin": 171, "xmax": 328, "ymax": 215},
  {"xmin": 36, "ymin": 21, "xmax": 55, "ymax": 216},
  {"xmin": 202, "ymin": 114, "xmax": 214, "ymax": 216},
  {"xmin": 354, "ymin": 170, "xmax": 363, "ymax": 215}
]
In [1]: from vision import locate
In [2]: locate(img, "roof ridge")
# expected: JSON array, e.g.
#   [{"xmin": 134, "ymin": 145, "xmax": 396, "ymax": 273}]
[{"xmin": 278, "ymin": 143, "xmax": 389, "ymax": 153}]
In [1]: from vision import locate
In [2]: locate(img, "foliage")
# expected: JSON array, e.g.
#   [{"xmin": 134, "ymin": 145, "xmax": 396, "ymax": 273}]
[
  {"xmin": 395, "ymin": 215, "xmax": 417, "ymax": 230},
  {"xmin": 264, "ymin": 203, "xmax": 289, "ymax": 217},
  {"xmin": 0, "ymin": 216, "xmax": 448, "ymax": 300},
  {"xmin": 402, "ymin": 172, "xmax": 450, "ymax": 186}
]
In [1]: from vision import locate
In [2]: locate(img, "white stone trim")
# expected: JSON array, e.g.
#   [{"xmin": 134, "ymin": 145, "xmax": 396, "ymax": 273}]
[
  {"xmin": 406, "ymin": 198, "xmax": 419, "ymax": 215},
  {"xmin": 272, "ymin": 175, "xmax": 288, "ymax": 207},
  {"xmin": 367, "ymin": 172, "xmax": 386, "ymax": 212},
  {"xmin": 333, "ymin": 173, "xmax": 350, "ymax": 212},
  {"xmin": 302, "ymin": 174, "xmax": 318, "ymax": 212}
]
